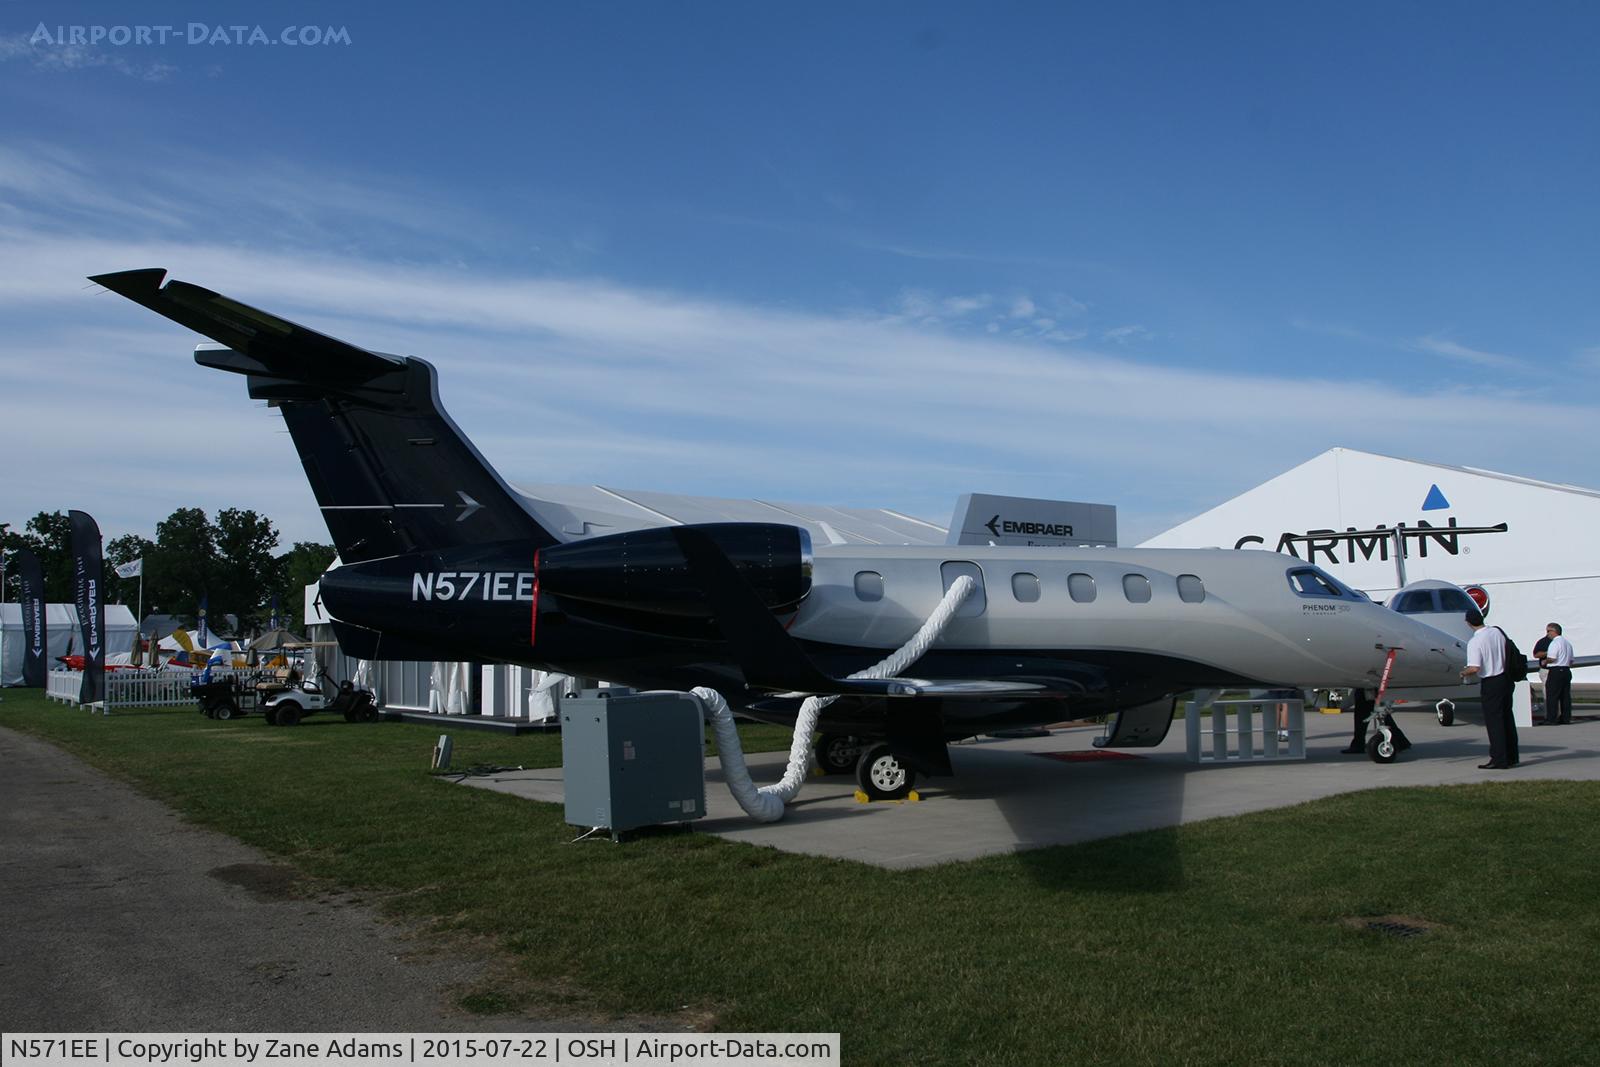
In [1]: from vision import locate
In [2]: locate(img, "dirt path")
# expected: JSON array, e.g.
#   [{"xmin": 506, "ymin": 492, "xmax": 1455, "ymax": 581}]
[{"xmin": 0, "ymin": 726, "xmax": 681, "ymax": 1033}]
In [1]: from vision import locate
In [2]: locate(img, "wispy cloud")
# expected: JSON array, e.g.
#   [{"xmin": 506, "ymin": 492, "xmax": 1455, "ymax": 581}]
[
  {"xmin": 885, "ymin": 287, "xmax": 1088, "ymax": 344},
  {"xmin": 1102, "ymin": 324, "xmax": 1151, "ymax": 344},
  {"xmin": 1289, "ymin": 318, "xmax": 1392, "ymax": 347},
  {"xmin": 1295, "ymin": 319, "xmax": 1532, "ymax": 372},
  {"xmin": 0, "ymin": 144, "xmax": 191, "ymax": 230},
  {"xmin": 1, "ymin": 152, "xmax": 1596, "ymax": 546},
  {"xmin": 1412, "ymin": 334, "xmax": 1525, "ymax": 370},
  {"xmin": 0, "ymin": 32, "xmax": 176, "ymax": 81}
]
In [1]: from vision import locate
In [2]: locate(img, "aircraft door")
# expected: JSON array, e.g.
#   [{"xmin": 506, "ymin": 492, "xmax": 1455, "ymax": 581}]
[{"xmin": 940, "ymin": 561, "xmax": 987, "ymax": 617}]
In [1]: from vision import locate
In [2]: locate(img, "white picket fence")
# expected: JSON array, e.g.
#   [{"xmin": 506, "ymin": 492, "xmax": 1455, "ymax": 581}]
[
  {"xmin": 45, "ymin": 669, "xmax": 81, "ymax": 704},
  {"xmin": 47, "ymin": 668, "xmax": 274, "ymax": 712}
]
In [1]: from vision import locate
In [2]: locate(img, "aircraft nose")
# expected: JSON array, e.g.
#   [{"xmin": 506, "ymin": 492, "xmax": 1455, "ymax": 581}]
[{"xmin": 1396, "ymin": 621, "xmax": 1467, "ymax": 678}]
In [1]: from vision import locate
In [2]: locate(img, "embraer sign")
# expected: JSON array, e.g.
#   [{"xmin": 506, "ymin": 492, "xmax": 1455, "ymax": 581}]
[
  {"xmin": 950, "ymin": 492, "xmax": 1116, "ymax": 547},
  {"xmin": 985, "ymin": 515, "xmax": 1074, "ymax": 539}
]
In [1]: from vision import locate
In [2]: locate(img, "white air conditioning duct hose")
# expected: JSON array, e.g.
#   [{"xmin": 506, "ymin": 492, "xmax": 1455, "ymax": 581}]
[{"xmin": 695, "ymin": 574, "xmax": 976, "ymax": 822}]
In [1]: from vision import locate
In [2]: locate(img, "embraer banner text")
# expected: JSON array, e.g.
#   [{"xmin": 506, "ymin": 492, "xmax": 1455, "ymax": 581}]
[{"xmin": 2, "ymin": 1033, "xmax": 841, "ymax": 1067}]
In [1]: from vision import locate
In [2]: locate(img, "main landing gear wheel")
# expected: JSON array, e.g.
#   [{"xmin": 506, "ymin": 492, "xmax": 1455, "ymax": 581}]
[
  {"xmin": 274, "ymin": 701, "xmax": 303, "ymax": 727},
  {"xmin": 1436, "ymin": 700, "xmax": 1455, "ymax": 727},
  {"xmin": 856, "ymin": 743, "xmax": 916, "ymax": 801},
  {"xmin": 1367, "ymin": 733, "xmax": 1398, "ymax": 764},
  {"xmin": 814, "ymin": 734, "xmax": 862, "ymax": 775}
]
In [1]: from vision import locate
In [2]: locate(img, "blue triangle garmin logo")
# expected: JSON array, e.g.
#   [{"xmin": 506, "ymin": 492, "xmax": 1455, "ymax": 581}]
[{"xmin": 1421, "ymin": 484, "xmax": 1450, "ymax": 511}]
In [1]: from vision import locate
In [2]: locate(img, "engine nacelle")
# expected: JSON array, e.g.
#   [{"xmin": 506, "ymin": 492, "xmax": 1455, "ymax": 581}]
[{"xmin": 536, "ymin": 522, "xmax": 812, "ymax": 617}]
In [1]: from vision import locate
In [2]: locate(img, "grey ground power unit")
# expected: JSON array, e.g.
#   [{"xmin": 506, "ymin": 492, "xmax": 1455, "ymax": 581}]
[{"xmin": 561, "ymin": 690, "xmax": 707, "ymax": 834}]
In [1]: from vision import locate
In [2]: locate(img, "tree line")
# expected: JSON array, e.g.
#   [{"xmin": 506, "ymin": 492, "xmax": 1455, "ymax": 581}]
[{"xmin": 2, "ymin": 508, "xmax": 336, "ymax": 635}]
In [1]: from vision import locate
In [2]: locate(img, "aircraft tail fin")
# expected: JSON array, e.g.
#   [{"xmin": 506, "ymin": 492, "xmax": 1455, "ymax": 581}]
[{"xmin": 91, "ymin": 269, "xmax": 558, "ymax": 563}]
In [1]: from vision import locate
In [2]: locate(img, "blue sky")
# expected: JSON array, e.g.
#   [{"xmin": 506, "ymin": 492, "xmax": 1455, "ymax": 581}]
[{"xmin": 3, "ymin": 2, "xmax": 1599, "ymax": 547}]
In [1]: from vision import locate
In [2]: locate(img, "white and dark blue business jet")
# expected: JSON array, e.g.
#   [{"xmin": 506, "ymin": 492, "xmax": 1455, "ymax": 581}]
[{"xmin": 94, "ymin": 268, "xmax": 1469, "ymax": 797}]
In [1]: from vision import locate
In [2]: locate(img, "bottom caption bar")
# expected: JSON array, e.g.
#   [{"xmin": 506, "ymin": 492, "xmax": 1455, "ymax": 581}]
[{"xmin": 2, "ymin": 1034, "xmax": 841, "ymax": 1067}]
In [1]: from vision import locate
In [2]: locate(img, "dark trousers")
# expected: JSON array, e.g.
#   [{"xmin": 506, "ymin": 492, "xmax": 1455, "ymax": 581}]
[
  {"xmin": 1481, "ymin": 673, "xmax": 1518, "ymax": 766},
  {"xmin": 1350, "ymin": 689, "xmax": 1375, "ymax": 747},
  {"xmin": 1545, "ymin": 668, "xmax": 1572, "ymax": 724},
  {"xmin": 1348, "ymin": 689, "xmax": 1409, "ymax": 749}
]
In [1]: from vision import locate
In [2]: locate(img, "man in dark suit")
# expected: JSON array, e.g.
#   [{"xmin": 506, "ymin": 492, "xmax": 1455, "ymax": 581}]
[
  {"xmin": 1462, "ymin": 609, "xmax": 1518, "ymax": 769},
  {"xmin": 1540, "ymin": 623, "xmax": 1574, "ymax": 725}
]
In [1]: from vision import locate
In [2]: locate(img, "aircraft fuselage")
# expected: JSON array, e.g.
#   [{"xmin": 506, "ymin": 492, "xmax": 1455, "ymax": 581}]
[{"xmin": 320, "ymin": 537, "xmax": 1467, "ymax": 735}]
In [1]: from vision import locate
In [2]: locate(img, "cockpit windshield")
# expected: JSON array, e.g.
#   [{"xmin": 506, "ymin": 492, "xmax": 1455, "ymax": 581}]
[
  {"xmin": 1286, "ymin": 566, "xmax": 1358, "ymax": 599},
  {"xmin": 1391, "ymin": 586, "xmax": 1477, "ymax": 614}
]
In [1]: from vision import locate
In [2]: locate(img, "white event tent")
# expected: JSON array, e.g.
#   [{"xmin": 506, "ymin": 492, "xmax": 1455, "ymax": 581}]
[
  {"xmin": 0, "ymin": 603, "xmax": 139, "ymax": 686},
  {"xmin": 1142, "ymin": 448, "xmax": 1600, "ymax": 661}
]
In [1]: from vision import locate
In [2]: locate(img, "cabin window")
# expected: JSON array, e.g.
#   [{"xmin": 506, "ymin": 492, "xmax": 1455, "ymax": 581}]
[
  {"xmin": 1287, "ymin": 567, "xmax": 1346, "ymax": 598},
  {"xmin": 1068, "ymin": 572, "xmax": 1096, "ymax": 603},
  {"xmin": 1122, "ymin": 573, "xmax": 1152, "ymax": 603},
  {"xmin": 940, "ymin": 561, "xmax": 988, "ymax": 617},
  {"xmin": 1011, "ymin": 572, "xmax": 1041, "ymax": 603},
  {"xmin": 854, "ymin": 571, "xmax": 884, "ymax": 602},
  {"xmin": 1177, "ymin": 574, "xmax": 1206, "ymax": 603}
]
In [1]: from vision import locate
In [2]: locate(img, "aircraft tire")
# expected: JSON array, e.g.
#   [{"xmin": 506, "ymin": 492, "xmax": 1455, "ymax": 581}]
[
  {"xmin": 1366, "ymin": 733, "xmax": 1398, "ymax": 764},
  {"xmin": 856, "ymin": 743, "xmax": 916, "ymax": 801},
  {"xmin": 815, "ymin": 734, "xmax": 862, "ymax": 775},
  {"xmin": 1436, "ymin": 700, "xmax": 1455, "ymax": 727},
  {"xmin": 274, "ymin": 701, "xmax": 303, "ymax": 727}
]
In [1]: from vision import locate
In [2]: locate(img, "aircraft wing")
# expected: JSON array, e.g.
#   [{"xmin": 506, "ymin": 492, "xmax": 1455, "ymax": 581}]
[{"xmin": 669, "ymin": 526, "xmax": 1044, "ymax": 698}]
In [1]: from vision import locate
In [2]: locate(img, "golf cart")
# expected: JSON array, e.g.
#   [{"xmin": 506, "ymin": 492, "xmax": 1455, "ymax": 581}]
[{"xmin": 261, "ymin": 674, "xmax": 377, "ymax": 726}]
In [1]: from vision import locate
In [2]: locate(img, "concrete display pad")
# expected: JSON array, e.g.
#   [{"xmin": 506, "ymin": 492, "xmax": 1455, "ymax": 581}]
[{"xmin": 460, "ymin": 708, "xmax": 1600, "ymax": 869}]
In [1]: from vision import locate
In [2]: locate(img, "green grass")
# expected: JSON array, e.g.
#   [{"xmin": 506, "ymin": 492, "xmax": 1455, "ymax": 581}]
[{"xmin": 4, "ymin": 689, "xmax": 1599, "ymax": 1065}]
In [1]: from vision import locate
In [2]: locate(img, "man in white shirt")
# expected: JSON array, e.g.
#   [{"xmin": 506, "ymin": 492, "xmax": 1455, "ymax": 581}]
[
  {"xmin": 1539, "ymin": 622, "xmax": 1575, "ymax": 726},
  {"xmin": 1461, "ymin": 609, "xmax": 1519, "ymax": 769}
]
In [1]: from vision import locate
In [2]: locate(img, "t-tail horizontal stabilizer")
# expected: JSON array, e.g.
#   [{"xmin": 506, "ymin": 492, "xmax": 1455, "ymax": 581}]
[
  {"xmin": 89, "ymin": 268, "xmax": 404, "ymax": 387},
  {"xmin": 670, "ymin": 526, "xmax": 1041, "ymax": 698},
  {"xmin": 92, "ymin": 268, "xmax": 558, "ymax": 564}
]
